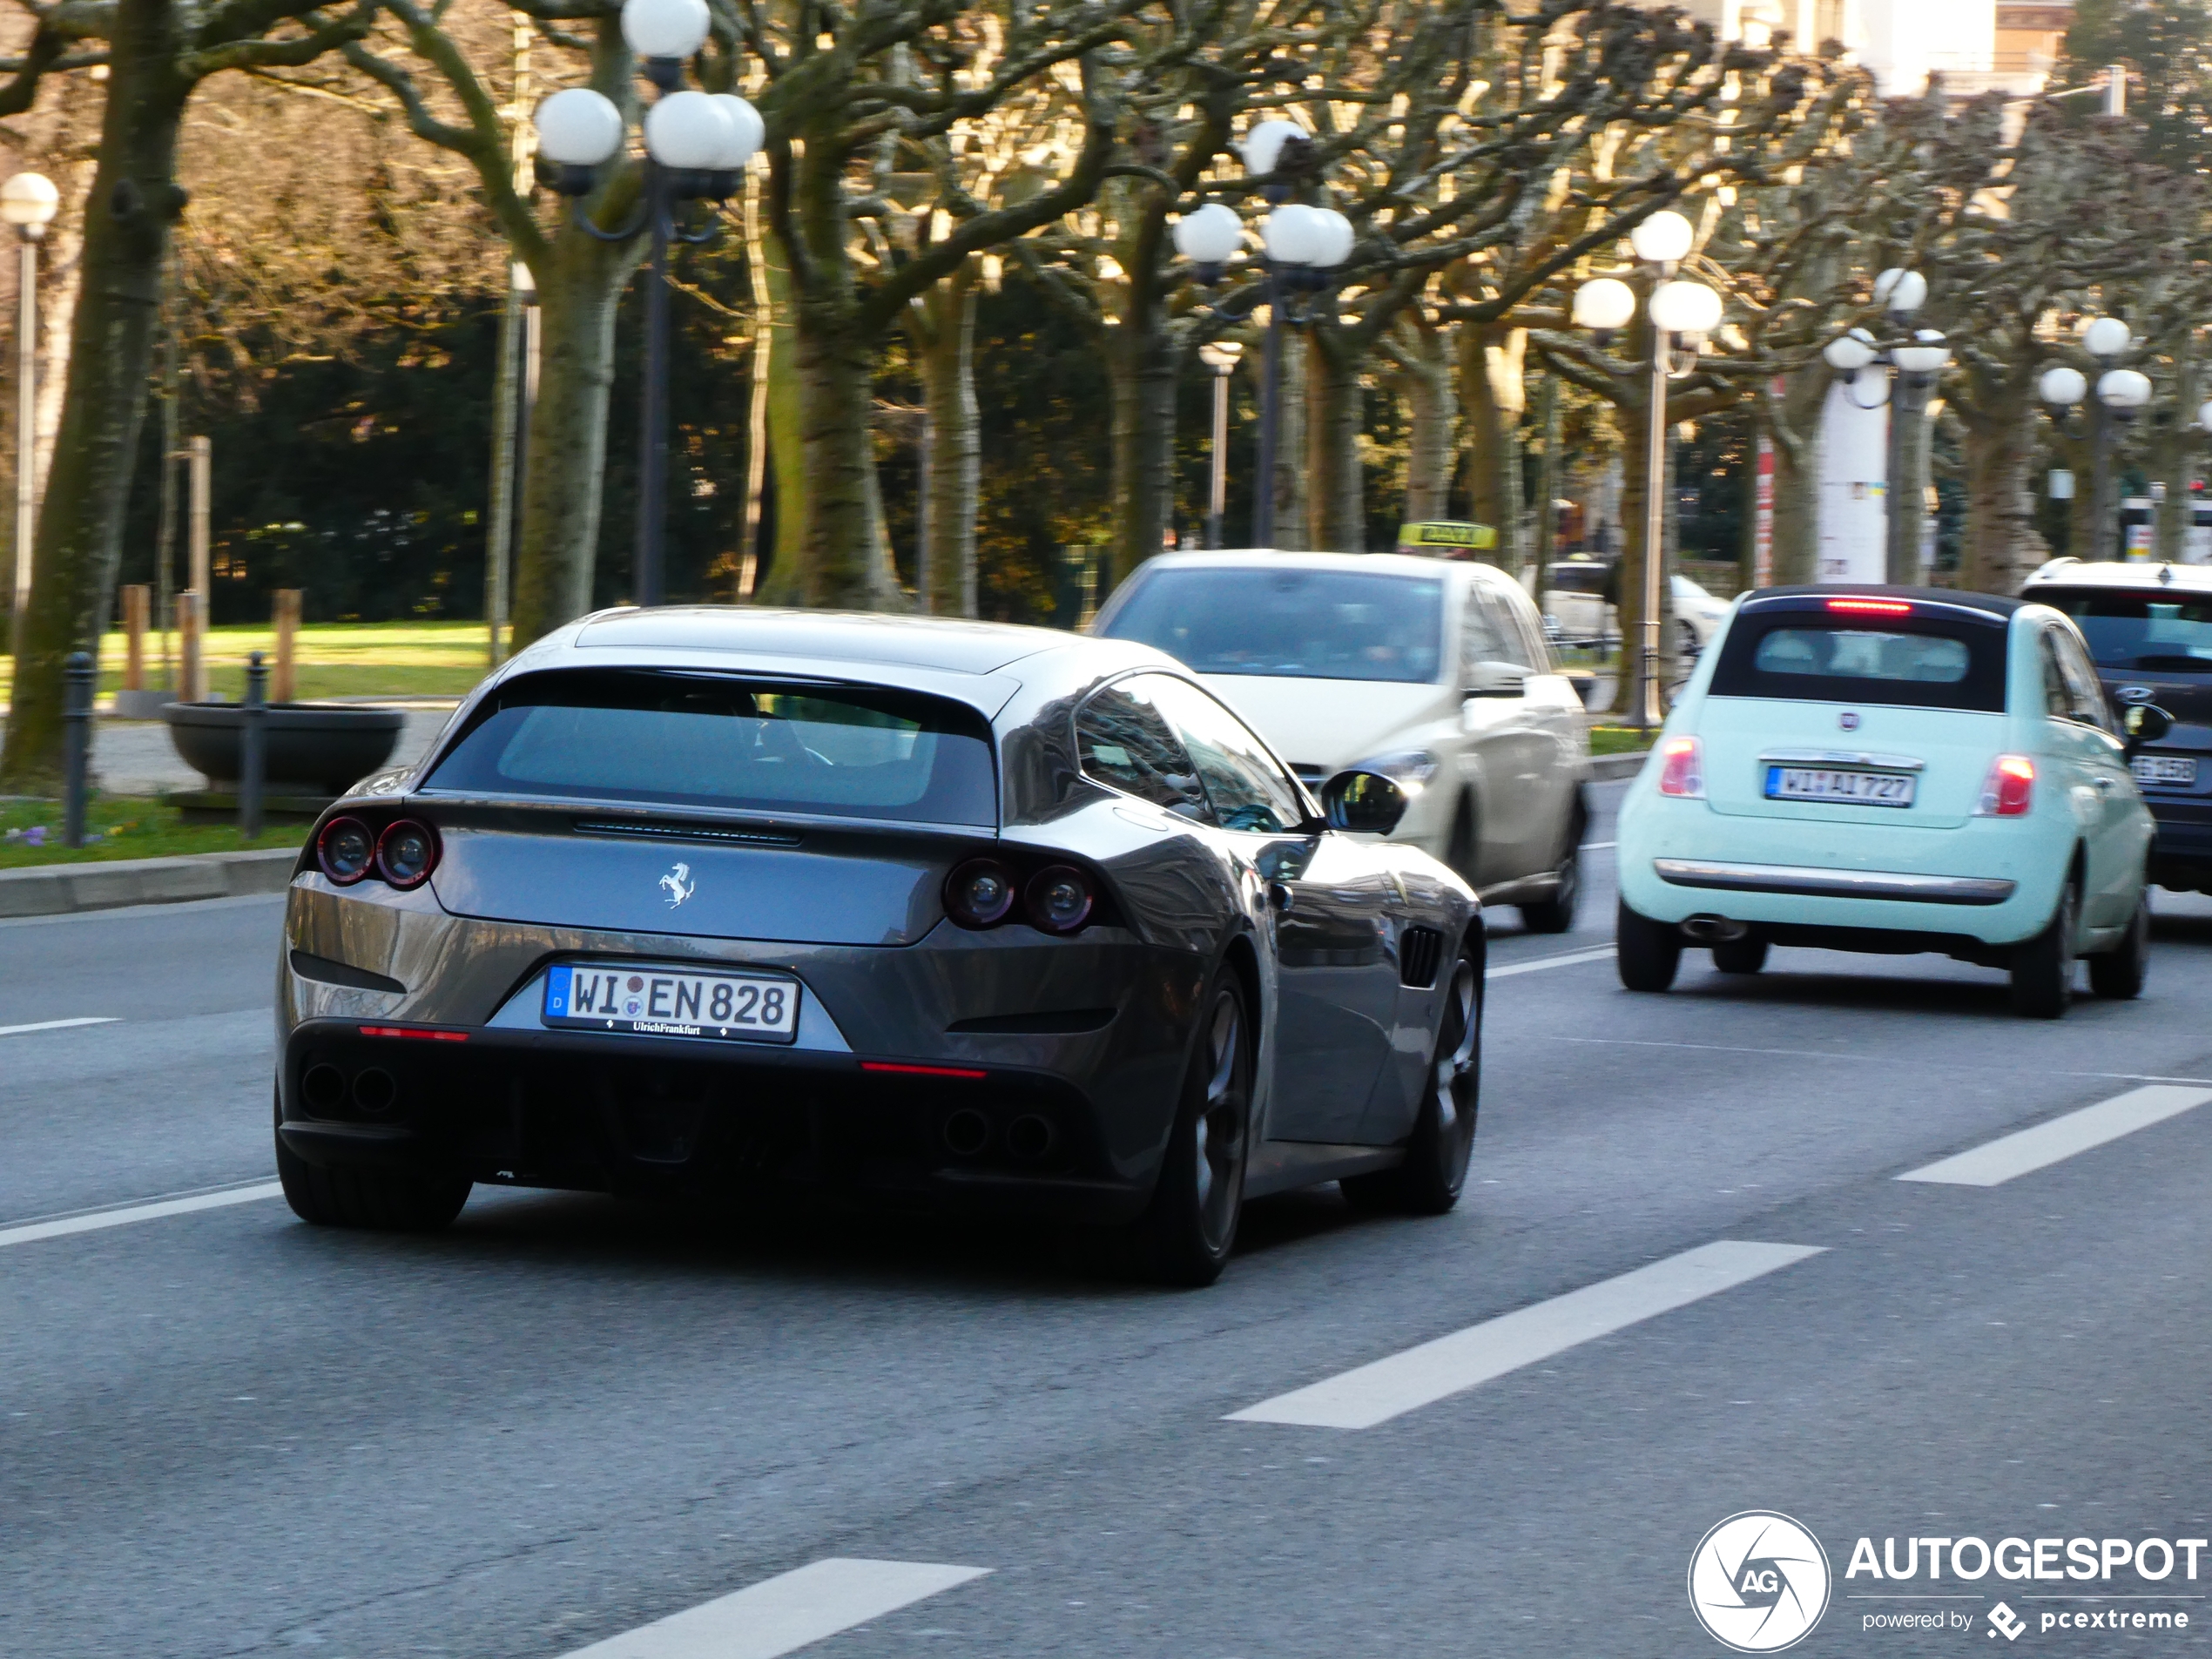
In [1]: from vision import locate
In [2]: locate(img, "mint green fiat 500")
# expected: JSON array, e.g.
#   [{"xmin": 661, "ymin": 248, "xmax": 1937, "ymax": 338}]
[{"xmin": 1615, "ymin": 587, "xmax": 2171, "ymax": 1018}]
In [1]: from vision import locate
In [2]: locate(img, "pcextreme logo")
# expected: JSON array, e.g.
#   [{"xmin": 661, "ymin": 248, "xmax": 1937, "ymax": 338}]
[{"xmin": 1689, "ymin": 1511, "xmax": 1833, "ymax": 1652}]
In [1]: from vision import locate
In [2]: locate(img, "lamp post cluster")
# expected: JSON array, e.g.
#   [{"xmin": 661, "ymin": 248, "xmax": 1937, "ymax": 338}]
[
  {"xmin": 2, "ymin": 169, "xmax": 57, "ymax": 651},
  {"xmin": 1822, "ymin": 267, "xmax": 1952, "ymax": 583},
  {"xmin": 1171, "ymin": 120, "xmax": 1354, "ymax": 549},
  {"xmin": 2037, "ymin": 315, "xmax": 2152, "ymax": 562},
  {"xmin": 1569, "ymin": 209, "xmax": 1723, "ymax": 730},
  {"xmin": 529, "ymin": 0, "xmax": 763, "ymax": 607}
]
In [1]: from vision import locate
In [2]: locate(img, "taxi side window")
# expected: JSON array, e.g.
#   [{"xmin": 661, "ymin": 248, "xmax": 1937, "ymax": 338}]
[
  {"xmin": 1074, "ymin": 679, "xmax": 1211, "ymax": 819},
  {"xmin": 1460, "ymin": 590, "xmax": 1514, "ymax": 681},
  {"xmin": 1494, "ymin": 583, "xmax": 1553, "ymax": 671},
  {"xmin": 1138, "ymin": 673, "xmax": 1307, "ymax": 834}
]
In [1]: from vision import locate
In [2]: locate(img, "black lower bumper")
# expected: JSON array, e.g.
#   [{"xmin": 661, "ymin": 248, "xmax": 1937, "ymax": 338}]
[
  {"xmin": 2149, "ymin": 804, "xmax": 2212, "ymax": 893},
  {"xmin": 278, "ymin": 1019, "xmax": 1157, "ymax": 1224}
]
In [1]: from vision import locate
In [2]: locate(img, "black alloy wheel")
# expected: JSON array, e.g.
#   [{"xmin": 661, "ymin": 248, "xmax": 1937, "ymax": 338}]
[
  {"xmin": 1129, "ymin": 978, "xmax": 1252, "ymax": 1287},
  {"xmin": 2009, "ymin": 879, "xmax": 2080, "ymax": 1020},
  {"xmin": 2087, "ymin": 887, "xmax": 2150, "ymax": 1001},
  {"xmin": 1615, "ymin": 898, "xmax": 1683, "ymax": 992},
  {"xmin": 273, "ymin": 1085, "xmax": 473, "ymax": 1232},
  {"xmin": 1342, "ymin": 950, "xmax": 1481, "ymax": 1215}
]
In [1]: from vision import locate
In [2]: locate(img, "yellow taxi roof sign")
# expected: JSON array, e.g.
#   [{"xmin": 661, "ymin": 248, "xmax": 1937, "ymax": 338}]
[{"xmin": 1396, "ymin": 520, "xmax": 1496, "ymax": 554}]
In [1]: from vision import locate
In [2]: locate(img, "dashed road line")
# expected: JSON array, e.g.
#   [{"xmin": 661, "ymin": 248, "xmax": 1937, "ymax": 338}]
[
  {"xmin": 0, "ymin": 1016, "xmax": 119, "ymax": 1039},
  {"xmin": 0, "ymin": 1181, "xmax": 284, "ymax": 1250},
  {"xmin": 1225, "ymin": 1240, "xmax": 1824, "ymax": 1430},
  {"xmin": 1487, "ymin": 946, "xmax": 1613, "ymax": 979},
  {"xmin": 1898, "ymin": 1084, "xmax": 2212, "ymax": 1188},
  {"xmin": 557, "ymin": 1558, "xmax": 992, "ymax": 1659}
]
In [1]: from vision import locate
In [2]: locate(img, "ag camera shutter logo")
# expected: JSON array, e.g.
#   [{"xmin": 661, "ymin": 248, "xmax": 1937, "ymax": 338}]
[{"xmin": 1689, "ymin": 1511, "xmax": 1832, "ymax": 1651}]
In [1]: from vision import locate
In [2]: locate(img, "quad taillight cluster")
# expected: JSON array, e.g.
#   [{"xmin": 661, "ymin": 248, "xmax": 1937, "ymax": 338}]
[
  {"xmin": 944, "ymin": 857, "xmax": 1099, "ymax": 934},
  {"xmin": 316, "ymin": 815, "xmax": 441, "ymax": 890}
]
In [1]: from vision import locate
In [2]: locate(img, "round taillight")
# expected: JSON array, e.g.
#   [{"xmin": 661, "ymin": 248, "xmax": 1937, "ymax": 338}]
[
  {"xmin": 375, "ymin": 819, "xmax": 439, "ymax": 889},
  {"xmin": 1025, "ymin": 865, "xmax": 1094, "ymax": 934},
  {"xmin": 945, "ymin": 858, "xmax": 1017, "ymax": 927},
  {"xmin": 316, "ymin": 816, "xmax": 375, "ymax": 885}
]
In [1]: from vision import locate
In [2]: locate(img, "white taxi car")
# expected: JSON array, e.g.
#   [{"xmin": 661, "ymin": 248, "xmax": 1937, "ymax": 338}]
[{"xmin": 1093, "ymin": 550, "xmax": 1592, "ymax": 931}]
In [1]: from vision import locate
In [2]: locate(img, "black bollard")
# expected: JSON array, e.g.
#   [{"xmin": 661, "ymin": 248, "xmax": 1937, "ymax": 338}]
[
  {"xmin": 62, "ymin": 651, "xmax": 92, "ymax": 848},
  {"xmin": 240, "ymin": 650, "xmax": 267, "ymax": 840}
]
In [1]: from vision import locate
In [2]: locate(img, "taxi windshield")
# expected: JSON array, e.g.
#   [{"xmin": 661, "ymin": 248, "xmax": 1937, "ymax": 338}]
[{"xmin": 1099, "ymin": 567, "xmax": 1445, "ymax": 684}]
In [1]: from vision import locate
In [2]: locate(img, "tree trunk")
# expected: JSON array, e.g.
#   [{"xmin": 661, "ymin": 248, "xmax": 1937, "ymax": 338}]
[
  {"xmin": 1305, "ymin": 325, "xmax": 1364, "ymax": 552},
  {"xmin": 1960, "ymin": 405, "xmax": 2048, "ymax": 595},
  {"xmin": 1610, "ymin": 385, "xmax": 1675, "ymax": 721},
  {"xmin": 1767, "ymin": 368, "xmax": 1826, "ymax": 587},
  {"xmin": 508, "ymin": 226, "xmax": 639, "ymax": 644},
  {"xmin": 1, "ymin": 0, "xmax": 186, "ymax": 791},
  {"xmin": 1106, "ymin": 310, "xmax": 1179, "ymax": 589},
  {"xmin": 1887, "ymin": 392, "xmax": 1934, "ymax": 585},
  {"xmin": 752, "ymin": 218, "xmax": 808, "ymax": 605},
  {"xmin": 1395, "ymin": 318, "xmax": 1456, "ymax": 523},
  {"xmin": 1461, "ymin": 325, "xmax": 1527, "ymax": 573},
  {"xmin": 1270, "ymin": 333, "xmax": 1308, "ymax": 550},
  {"xmin": 913, "ymin": 267, "xmax": 980, "ymax": 616}
]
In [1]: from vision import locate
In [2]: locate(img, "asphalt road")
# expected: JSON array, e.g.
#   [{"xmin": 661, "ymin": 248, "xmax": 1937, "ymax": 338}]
[{"xmin": 6, "ymin": 777, "xmax": 2212, "ymax": 1657}]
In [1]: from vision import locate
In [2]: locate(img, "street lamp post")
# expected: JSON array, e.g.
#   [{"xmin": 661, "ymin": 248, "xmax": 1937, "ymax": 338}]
[
  {"xmin": 1572, "ymin": 209, "xmax": 1719, "ymax": 730},
  {"xmin": 1197, "ymin": 339, "xmax": 1244, "ymax": 549},
  {"xmin": 2, "ymin": 170, "xmax": 57, "ymax": 651},
  {"xmin": 1821, "ymin": 270, "xmax": 1952, "ymax": 584},
  {"xmin": 530, "ymin": 0, "xmax": 762, "ymax": 608},
  {"xmin": 1172, "ymin": 124, "xmax": 1353, "ymax": 549},
  {"xmin": 2038, "ymin": 315, "xmax": 2149, "ymax": 561}
]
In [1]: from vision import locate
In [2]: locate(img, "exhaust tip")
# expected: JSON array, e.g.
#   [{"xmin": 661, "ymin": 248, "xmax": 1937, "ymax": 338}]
[
  {"xmin": 351, "ymin": 1066, "xmax": 398, "ymax": 1115},
  {"xmin": 1004, "ymin": 1114, "xmax": 1057, "ymax": 1162},
  {"xmin": 301, "ymin": 1063, "xmax": 346, "ymax": 1114},
  {"xmin": 941, "ymin": 1107, "xmax": 991, "ymax": 1158},
  {"xmin": 1681, "ymin": 914, "xmax": 1749, "ymax": 944}
]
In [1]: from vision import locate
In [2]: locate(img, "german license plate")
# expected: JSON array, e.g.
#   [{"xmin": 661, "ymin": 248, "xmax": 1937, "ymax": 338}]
[
  {"xmin": 542, "ymin": 963, "xmax": 800, "ymax": 1043},
  {"xmin": 1764, "ymin": 766, "xmax": 1916, "ymax": 807},
  {"xmin": 2132, "ymin": 755, "xmax": 2197, "ymax": 786}
]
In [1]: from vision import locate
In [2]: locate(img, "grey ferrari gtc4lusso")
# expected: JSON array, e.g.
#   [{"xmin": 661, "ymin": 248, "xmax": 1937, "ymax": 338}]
[{"xmin": 274, "ymin": 609, "xmax": 1482, "ymax": 1285}]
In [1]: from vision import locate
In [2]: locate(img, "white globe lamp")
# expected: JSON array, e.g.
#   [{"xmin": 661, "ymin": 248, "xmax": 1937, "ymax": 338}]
[
  {"xmin": 1240, "ymin": 119, "xmax": 1308, "ymax": 178},
  {"xmin": 2039, "ymin": 365, "xmax": 2087, "ymax": 406},
  {"xmin": 643, "ymin": 90, "xmax": 734, "ymax": 170},
  {"xmin": 1649, "ymin": 279, "xmax": 1722, "ymax": 335},
  {"xmin": 622, "ymin": 0, "xmax": 711, "ymax": 60},
  {"xmin": 1571, "ymin": 277, "xmax": 1635, "ymax": 333},
  {"xmin": 2082, "ymin": 315, "xmax": 2133, "ymax": 361},
  {"xmin": 1892, "ymin": 329, "xmax": 1952, "ymax": 374},
  {"xmin": 1627, "ymin": 209, "xmax": 1694, "ymax": 265},
  {"xmin": 1173, "ymin": 203, "xmax": 1244, "ymax": 266},
  {"xmin": 2098, "ymin": 368, "xmax": 2153, "ymax": 410},
  {"xmin": 0, "ymin": 172, "xmax": 59, "ymax": 234},
  {"xmin": 534, "ymin": 88, "xmax": 625, "ymax": 166}
]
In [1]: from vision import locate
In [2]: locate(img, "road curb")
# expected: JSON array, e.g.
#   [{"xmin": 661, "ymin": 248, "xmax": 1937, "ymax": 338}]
[
  {"xmin": 1589, "ymin": 751, "xmax": 1649, "ymax": 781},
  {"xmin": 0, "ymin": 847, "xmax": 298, "ymax": 920}
]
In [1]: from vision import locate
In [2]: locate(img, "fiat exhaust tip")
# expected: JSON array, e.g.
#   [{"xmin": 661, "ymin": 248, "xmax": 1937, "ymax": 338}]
[{"xmin": 1681, "ymin": 914, "xmax": 1750, "ymax": 943}]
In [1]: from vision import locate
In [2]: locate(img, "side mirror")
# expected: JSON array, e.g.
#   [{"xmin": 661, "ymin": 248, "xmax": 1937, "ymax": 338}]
[
  {"xmin": 2123, "ymin": 702, "xmax": 2175, "ymax": 754},
  {"xmin": 1319, "ymin": 769, "xmax": 1410, "ymax": 837},
  {"xmin": 1466, "ymin": 660, "xmax": 1527, "ymax": 698}
]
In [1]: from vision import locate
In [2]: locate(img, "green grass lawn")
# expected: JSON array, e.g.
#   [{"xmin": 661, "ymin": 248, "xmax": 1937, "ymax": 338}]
[
  {"xmin": 1589, "ymin": 725, "xmax": 1657, "ymax": 758},
  {"xmin": 0, "ymin": 795, "xmax": 306, "ymax": 868},
  {"xmin": 0, "ymin": 620, "xmax": 497, "ymax": 707}
]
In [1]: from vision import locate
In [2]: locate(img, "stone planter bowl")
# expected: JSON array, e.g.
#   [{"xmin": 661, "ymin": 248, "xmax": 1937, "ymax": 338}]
[{"xmin": 160, "ymin": 702, "xmax": 406, "ymax": 795}]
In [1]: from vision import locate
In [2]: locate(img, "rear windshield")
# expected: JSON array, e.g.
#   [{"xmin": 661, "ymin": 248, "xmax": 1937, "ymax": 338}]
[
  {"xmin": 422, "ymin": 669, "xmax": 998, "ymax": 825},
  {"xmin": 1098, "ymin": 566, "xmax": 1444, "ymax": 684},
  {"xmin": 1709, "ymin": 610, "xmax": 2009, "ymax": 711},
  {"xmin": 2039, "ymin": 587, "xmax": 2212, "ymax": 673}
]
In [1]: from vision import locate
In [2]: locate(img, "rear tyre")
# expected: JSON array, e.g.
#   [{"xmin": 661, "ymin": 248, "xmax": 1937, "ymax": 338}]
[
  {"xmin": 1518, "ymin": 803, "xmax": 1585, "ymax": 935},
  {"xmin": 1615, "ymin": 899, "xmax": 1682, "ymax": 993},
  {"xmin": 1342, "ymin": 950, "xmax": 1480, "ymax": 1216},
  {"xmin": 2087, "ymin": 888, "xmax": 2150, "ymax": 1001},
  {"xmin": 1127, "ymin": 978, "xmax": 1251, "ymax": 1287},
  {"xmin": 2008, "ymin": 879, "xmax": 2080, "ymax": 1020},
  {"xmin": 1710, "ymin": 938, "xmax": 1769, "ymax": 975},
  {"xmin": 273, "ymin": 1086, "xmax": 472, "ymax": 1232}
]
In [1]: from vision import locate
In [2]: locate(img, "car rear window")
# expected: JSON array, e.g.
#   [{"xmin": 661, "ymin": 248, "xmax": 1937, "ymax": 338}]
[
  {"xmin": 1097, "ymin": 566, "xmax": 1444, "ymax": 684},
  {"xmin": 2037, "ymin": 587, "xmax": 2212, "ymax": 673},
  {"xmin": 1709, "ymin": 609, "xmax": 2009, "ymax": 711},
  {"xmin": 422, "ymin": 669, "xmax": 998, "ymax": 825}
]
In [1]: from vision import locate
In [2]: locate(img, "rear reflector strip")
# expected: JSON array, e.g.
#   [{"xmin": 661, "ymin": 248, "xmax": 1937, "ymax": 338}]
[
  {"xmin": 359, "ymin": 1025, "xmax": 470, "ymax": 1042},
  {"xmin": 861, "ymin": 1062, "xmax": 988, "ymax": 1079}
]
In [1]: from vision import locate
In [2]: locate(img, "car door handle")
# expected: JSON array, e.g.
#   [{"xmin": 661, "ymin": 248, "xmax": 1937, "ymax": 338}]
[{"xmin": 2094, "ymin": 775, "xmax": 2116, "ymax": 792}]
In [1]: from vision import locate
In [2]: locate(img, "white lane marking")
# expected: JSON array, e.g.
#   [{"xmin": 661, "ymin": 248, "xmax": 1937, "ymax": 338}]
[
  {"xmin": 1898, "ymin": 1084, "xmax": 2212, "ymax": 1188},
  {"xmin": 1226, "ymin": 1240, "xmax": 1824, "ymax": 1430},
  {"xmin": 0, "ymin": 1016, "xmax": 119, "ymax": 1038},
  {"xmin": 0, "ymin": 1181, "xmax": 284, "ymax": 1249},
  {"xmin": 1579, "ymin": 840, "xmax": 1617, "ymax": 851},
  {"xmin": 1487, "ymin": 946, "xmax": 1614, "ymax": 979},
  {"xmin": 558, "ymin": 1558, "xmax": 992, "ymax": 1659}
]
